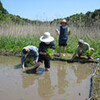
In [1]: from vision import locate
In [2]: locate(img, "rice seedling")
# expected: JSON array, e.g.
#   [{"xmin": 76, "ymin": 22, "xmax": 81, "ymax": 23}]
[
  {"xmin": 46, "ymin": 48, "xmax": 55, "ymax": 58},
  {"xmin": 85, "ymin": 50, "xmax": 94, "ymax": 56}
]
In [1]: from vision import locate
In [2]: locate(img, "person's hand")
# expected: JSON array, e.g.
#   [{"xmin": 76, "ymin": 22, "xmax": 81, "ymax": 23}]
[
  {"xmin": 79, "ymin": 50, "xmax": 83, "ymax": 54},
  {"xmin": 43, "ymin": 53, "xmax": 47, "ymax": 56},
  {"xmin": 56, "ymin": 29, "xmax": 60, "ymax": 35},
  {"xmin": 35, "ymin": 60, "xmax": 38, "ymax": 63},
  {"xmin": 70, "ymin": 58, "xmax": 73, "ymax": 61},
  {"xmin": 40, "ymin": 52, "xmax": 47, "ymax": 56},
  {"xmin": 33, "ymin": 60, "xmax": 38, "ymax": 64},
  {"xmin": 90, "ymin": 48, "xmax": 95, "ymax": 51},
  {"xmin": 22, "ymin": 65, "xmax": 25, "ymax": 69}
]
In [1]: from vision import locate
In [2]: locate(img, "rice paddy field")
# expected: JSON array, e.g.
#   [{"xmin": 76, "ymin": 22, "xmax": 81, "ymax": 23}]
[{"xmin": 0, "ymin": 24, "xmax": 100, "ymax": 100}]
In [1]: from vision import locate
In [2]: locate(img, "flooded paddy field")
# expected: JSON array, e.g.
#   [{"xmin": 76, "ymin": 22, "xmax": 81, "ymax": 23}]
[{"xmin": 0, "ymin": 56, "xmax": 96, "ymax": 100}]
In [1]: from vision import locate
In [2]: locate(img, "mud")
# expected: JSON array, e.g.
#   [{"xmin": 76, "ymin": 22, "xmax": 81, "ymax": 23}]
[{"xmin": 0, "ymin": 50, "xmax": 21, "ymax": 57}]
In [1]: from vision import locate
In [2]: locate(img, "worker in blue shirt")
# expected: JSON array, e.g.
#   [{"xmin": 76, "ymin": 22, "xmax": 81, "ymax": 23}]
[{"xmin": 21, "ymin": 45, "xmax": 39, "ymax": 69}]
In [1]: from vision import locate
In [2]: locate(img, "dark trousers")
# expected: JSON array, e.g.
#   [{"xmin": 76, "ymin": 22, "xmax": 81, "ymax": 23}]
[{"xmin": 38, "ymin": 55, "xmax": 50, "ymax": 68}]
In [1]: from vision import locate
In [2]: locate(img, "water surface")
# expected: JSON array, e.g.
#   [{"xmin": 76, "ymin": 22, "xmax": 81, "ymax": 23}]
[{"xmin": 0, "ymin": 56, "xmax": 96, "ymax": 100}]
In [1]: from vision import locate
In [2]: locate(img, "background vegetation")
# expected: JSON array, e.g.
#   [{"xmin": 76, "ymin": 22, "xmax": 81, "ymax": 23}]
[
  {"xmin": 0, "ymin": 1, "xmax": 100, "ymax": 27},
  {"xmin": 0, "ymin": 1, "xmax": 100, "ymax": 58}
]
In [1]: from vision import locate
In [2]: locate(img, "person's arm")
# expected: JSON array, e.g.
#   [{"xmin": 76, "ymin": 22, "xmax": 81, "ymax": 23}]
[
  {"xmin": 56, "ymin": 29, "xmax": 60, "ymax": 35},
  {"xmin": 56, "ymin": 26, "xmax": 60, "ymax": 35},
  {"xmin": 71, "ymin": 51, "xmax": 77, "ymax": 61},
  {"xmin": 21, "ymin": 52, "xmax": 25, "ymax": 69},
  {"xmin": 39, "ymin": 52, "xmax": 47, "ymax": 55},
  {"xmin": 34, "ymin": 48, "xmax": 39, "ymax": 63},
  {"xmin": 50, "ymin": 42, "xmax": 55, "ymax": 49},
  {"xmin": 39, "ymin": 43, "xmax": 47, "ymax": 56}
]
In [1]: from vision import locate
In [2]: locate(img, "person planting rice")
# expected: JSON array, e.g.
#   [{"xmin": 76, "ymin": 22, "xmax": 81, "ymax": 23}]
[
  {"xmin": 56, "ymin": 19, "xmax": 71, "ymax": 56},
  {"xmin": 71, "ymin": 39, "xmax": 95, "ymax": 61},
  {"xmin": 33, "ymin": 32, "xmax": 55, "ymax": 72},
  {"xmin": 21, "ymin": 45, "xmax": 39, "ymax": 69}
]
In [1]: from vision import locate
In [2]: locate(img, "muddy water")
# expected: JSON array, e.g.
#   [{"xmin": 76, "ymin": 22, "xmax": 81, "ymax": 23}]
[{"xmin": 0, "ymin": 56, "xmax": 96, "ymax": 100}]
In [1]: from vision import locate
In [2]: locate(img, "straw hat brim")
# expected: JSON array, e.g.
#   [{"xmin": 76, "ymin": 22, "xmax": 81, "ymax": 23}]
[
  {"xmin": 60, "ymin": 19, "xmax": 68, "ymax": 25},
  {"xmin": 40, "ymin": 36, "xmax": 54, "ymax": 42},
  {"xmin": 23, "ymin": 47, "xmax": 30, "ymax": 52},
  {"xmin": 60, "ymin": 21, "xmax": 67, "ymax": 24}
]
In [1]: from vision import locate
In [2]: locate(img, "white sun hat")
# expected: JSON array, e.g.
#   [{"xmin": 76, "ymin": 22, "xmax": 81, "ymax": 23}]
[{"xmin": 40, "ymin": 32, "xmax": 54, "ymax": 43}]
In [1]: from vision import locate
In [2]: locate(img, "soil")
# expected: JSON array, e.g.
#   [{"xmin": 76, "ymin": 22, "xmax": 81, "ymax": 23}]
[{"xmin": 0, "ymin": 50, "xmax": 21, "ymax": 57}]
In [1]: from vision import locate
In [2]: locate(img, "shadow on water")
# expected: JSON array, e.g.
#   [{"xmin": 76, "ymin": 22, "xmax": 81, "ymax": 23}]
[
  {"xmin": 25, "ymin": 67, "xmax": 45, "ymax": 75},
  {"xmin": 52, "ymin": 56, "xmax": 98, "ymax": 64},
  {"xmin": 14, "ymin": 64, "xmax": 45, "ymax": 75},
  {"xmin": 14, "ymin": 64, "xmax": 22, "ymax": 69},
  {"xmin": 14, "ymin": 63, "xmax": 35, "ymax": 69}
]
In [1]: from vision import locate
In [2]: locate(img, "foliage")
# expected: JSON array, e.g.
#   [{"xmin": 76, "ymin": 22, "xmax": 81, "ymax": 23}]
[
  {"xmin": 0, "ymin": 35, "xmax": 100, "ymax": 58},
  {"xmin": 0, "ymin": 1, "xmax": 8, "ymax": 14},
  {"xmin": 0, "ymin": 0, "xmax": 100, "ymax": 27},
  {"xmin": 0, "ymin": 36, "xmax": 39, "ymax": 53},
  {"xmin": 51, "ymin": 9, "xmax": 100, "ymax": 27},
  {"xmin": 68, "ymin": 29, "xmax": 71, "ymax": 35},
  {"xmin": 46, "ymin": 48, "xmax": 55, "ymax": 58},
  {"xmin": 0, "ymin": 36, "xmax": 100, "ymax": 57},
  {"xmin": 25, "ymin": 57, "xmax": 34, "ymax": 64},
  {"xmin": 85, "ymin": 50, "xmax": 94, "ymax": 56}
]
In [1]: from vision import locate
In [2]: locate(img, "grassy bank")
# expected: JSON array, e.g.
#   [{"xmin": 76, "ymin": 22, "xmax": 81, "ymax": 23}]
[
  {"xmin": 0, "ymin": 35, "xmax": 100, "ymax": 58},
  {"xmin": 0, "ymin": 36, "xmax": 40, "ymax": 53},
  {"xmin": 91, "ymin": 64, "xmax": 100, "ymax": 100},
  {"xmin": 0, "ymin": 24, "xmax": 100, "ymax": 58}
]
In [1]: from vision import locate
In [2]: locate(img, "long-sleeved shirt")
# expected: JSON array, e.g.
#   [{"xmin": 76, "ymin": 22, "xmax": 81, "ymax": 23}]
[
  {"xmin": 39, "ymin": 42, "xmax": 55, "ymax": 53},
  {"xmin": 21, "ymin": 45, "xmax": 39, "ymax": 66}
]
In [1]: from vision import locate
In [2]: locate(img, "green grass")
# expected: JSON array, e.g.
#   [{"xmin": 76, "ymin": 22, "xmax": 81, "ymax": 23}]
[
  {"xmin": 91, "ymin": 66, "xmax": 100, "ymax": 100},
  {"xmin": 0, "ymin": 36, "xmax": 40, "ymax": 53},
  {"xmin": 0, "ymin": 35, "xmax": 100, "ymax": 58},
  {"xmin": 85, "ymin": 50, "xmax": 94, "ymax": 56}
]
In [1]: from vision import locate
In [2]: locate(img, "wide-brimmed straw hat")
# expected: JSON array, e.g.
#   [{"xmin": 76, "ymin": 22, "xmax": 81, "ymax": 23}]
[
  {"xmin": 40, "ymin": 32, "xmax": 54, "ymax": 43},
  {"xmin": 22, "ymin": 47, "xmax": 30, "ymax": 54},
  {"xmin": 60, "ymin": 19, "xmax": 68, "ymax": 25}
]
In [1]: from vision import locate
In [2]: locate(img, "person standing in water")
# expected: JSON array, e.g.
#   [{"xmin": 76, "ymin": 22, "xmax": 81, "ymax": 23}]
[{"xmin": 33, "ymin": 32, "xmax": 55, "ymax": 72}]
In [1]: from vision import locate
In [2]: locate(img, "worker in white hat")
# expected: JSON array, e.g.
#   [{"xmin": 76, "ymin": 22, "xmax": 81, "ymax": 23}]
[{"xmin": 33, "ymin": 32, "xmax": 55, "ymax": 72}]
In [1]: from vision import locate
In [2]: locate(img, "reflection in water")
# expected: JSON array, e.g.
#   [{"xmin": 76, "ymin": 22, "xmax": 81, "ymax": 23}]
[
  {"xmin": 38, "ymin": 73, "xmax": 53, "ymax": 100},
  {"xmin": 0, "ymin": 56, "xmax": 95, "ymax": 100},
  {"xmin": 22, "ymin": 73, "xmax": 37, "ymax": 88},
  {"xmin": 72, "ymin": 63, "xmax": 94, "ymax": 83},
  {"xmin": 57, "ymin": 64, "xmax": 68, "ymax": 94}
]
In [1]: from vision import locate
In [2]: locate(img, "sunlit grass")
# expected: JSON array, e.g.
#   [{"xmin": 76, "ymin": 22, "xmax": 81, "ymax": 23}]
[{"xmin": 0, "ymin": 24, "xmax": 100, "ymax": 58}]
